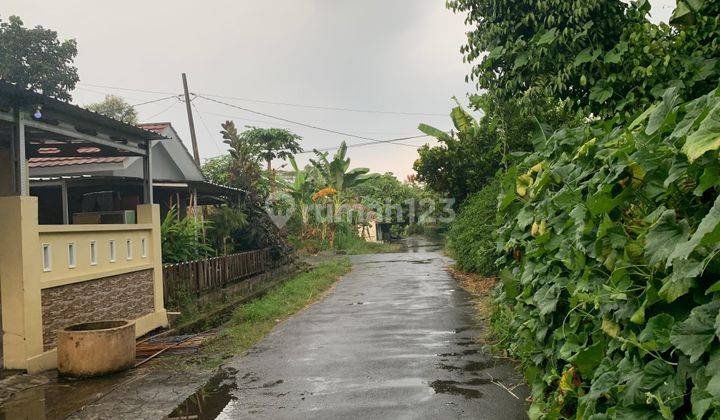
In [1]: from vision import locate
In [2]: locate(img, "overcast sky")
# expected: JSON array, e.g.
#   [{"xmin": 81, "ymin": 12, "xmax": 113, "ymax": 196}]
[{"xmin": 4, "ymin": 0, "xmax": 675, "ymax": 179}]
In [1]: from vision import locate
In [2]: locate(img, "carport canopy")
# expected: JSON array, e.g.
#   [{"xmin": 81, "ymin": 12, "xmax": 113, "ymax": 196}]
[{"xmin": 0, "ymin": 79, "xmax": 165, "ymax": 202}]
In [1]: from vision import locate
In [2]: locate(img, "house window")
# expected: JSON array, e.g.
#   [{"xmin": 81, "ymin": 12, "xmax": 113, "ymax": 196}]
[
  {"xmin": 126, "ymin": 239, "xmax": 133, "ymax": 260},
  {"xmin": 141, "ymin": 238, "xmax": 147, "ymax": 258},
  {"xmin": 109, "ymin": 240, "xmax": 116, "ymax": 263},
  {"xmin": 42, "ymin": 244, "xmax": 52, "ymax": 272},
  {"xmin": 67, "ymin": 242, "xmax": 77, "ymax": 268},
  {"xmin": 90, "ymin": 241, "xmax": 97, "ymax": 266}
]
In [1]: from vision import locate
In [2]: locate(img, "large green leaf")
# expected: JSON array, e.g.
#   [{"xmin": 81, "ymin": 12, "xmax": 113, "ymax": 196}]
[
  {"xmin": 536, "ymin": 27, "xmax": 557, "ymax": 45},
  {"xmin": 589, "ymin": 83, "xmax": 614, "ymax": 104},
  {"xmin": 640, "ymin": 359, "xmax": 675, "ymax": 389},
  {"xmin": 646, "ymin": 87, "xmax": 680, "ymax": 136},
  {"xmin": 417, "ymin": 123, "xmax": 452, "ymax": 143},
  {"xmin": 533, "ymin": 283, "xmax": 560, "ymax": 316},
  {"xmin": 707, "ymin": 349, "xmax": 720, "ymax": 398},
  {"xmin": 682, "ymin": 102, "xmax": 720, "ymax": 162},
  {"xmin": 639, "ymin": 313, "xmax": 675, "ymax": 352},
  {"xmin": 669, "ymin": 301, "xmax": 720, "ymax": 363},
  {"xmin": 668, "ymin": 194, "xmax": 720, "ymax": 263},
  {"xmin": 645, "ymin": 210, "xmax": 691, "ymax": 266},
  {"xmin": 571, "ymin": 340, "xmax": 606, "ymax": 378},
  {"xmin": 659, "ymin": 259, "xmax": 702, "ymax": 303},
  {"xmin": 450, "ymin": 106, "xmax": 473, "ymax": 134}
]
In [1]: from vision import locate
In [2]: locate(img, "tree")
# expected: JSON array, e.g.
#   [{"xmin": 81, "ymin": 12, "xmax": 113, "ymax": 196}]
[
  {"xmin": 201, "ymin": 155, "xmax": 233, "ymax": 186},
  {"xmin": 448, "ymin": 0, "xmax": 720, "ymax": 118},
  {"xmin": 310, "ymin": 141, "xmax": 377, "ymax": 209},
  {"xmin": 219, "ymin": 120, "xmax": 291, "ymax": 257},
  {"xmin": 412, "ymin": 94, "xmax": 573, "ymax": 205},
  {"xmin": 448, "ymin": 0, "xmax": 633, "ymax": 111},
  {"xmin": 0, "ymin": 15, "xmax": 79, "ymax": 101},
  {"xmin": 221, "ymin": 121, "xmax": 264, "ymax": 204},
  {"xmin": 86, "ymin": 95, "xmax": 138, "ymax": 124},
  {"xmin": 286, "ymin": 156, "xmax": 320, "ymax": 232},
  {"xmin": 240, "ymin": 126, "xmax": 302, "ymax": 172}
]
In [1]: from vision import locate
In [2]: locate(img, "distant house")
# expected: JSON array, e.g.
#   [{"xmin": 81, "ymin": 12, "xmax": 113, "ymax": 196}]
[{"xmin": 29, "ymin": 122, "xmax": 241, "ymax": 224}]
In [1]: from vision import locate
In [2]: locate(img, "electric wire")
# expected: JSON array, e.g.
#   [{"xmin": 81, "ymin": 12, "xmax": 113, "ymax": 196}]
[
  {"xmin": 196, "ymin": 92, "xmax": 447, "ymax": 117},
  {"xmin": 195, "ymin": 95, "xmax": 424, "ymax": 148},
  {"xmin": 78, "ymin": 82, "xmax": 448, "ymax": 117},
  {"xmin": 189, "ymin": 100, "xmax": 225, "ymax": 155}
]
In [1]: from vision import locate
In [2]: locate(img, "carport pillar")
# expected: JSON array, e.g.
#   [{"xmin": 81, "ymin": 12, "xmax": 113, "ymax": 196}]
[
  {"xmin": 142, "ymin": 141, "xmax": 154, "ymax": 205},
  {"xmin": 11, "ymin": 109, "xmax": 29, "ymax": 196},
  {"xmin": 60, "ymin": 180, "xmax": 69, "ymax": 224}
]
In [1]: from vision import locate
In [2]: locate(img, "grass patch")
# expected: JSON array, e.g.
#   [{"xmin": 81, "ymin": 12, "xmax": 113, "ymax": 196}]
[
  {"xmin": 197, "ymin": 257, "xmax": 351, "ymax": 365},
  {"xmin": 340, "ymin": 239, "xmax": 401, "ymax": 255}
]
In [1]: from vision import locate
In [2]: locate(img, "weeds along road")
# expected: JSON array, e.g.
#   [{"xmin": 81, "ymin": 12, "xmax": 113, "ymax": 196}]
[{"xmin": 187, "ymin": 237, "xmax": 528, "ymax": 419}]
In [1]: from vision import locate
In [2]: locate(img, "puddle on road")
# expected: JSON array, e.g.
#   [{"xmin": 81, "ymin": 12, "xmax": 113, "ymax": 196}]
[
  {"xmin": 166, "ymin": 367, "xmax": 238, "ymax": 420},
  {"xmin": 438, "ymin": 358, "xmax": 496, "ymax": 373},
  {"xmin": 408, "ymin": 259, "xmax": 433, "ymax": 264},
  {"xmin": 437, "ymin": 349, "xmax": 480, "ymax": 357},
  {"xmin": 430, "ymin": 379, "xmax": 486, "ymax": 399},
  {"xmin": 0, "ymin": 370, "xmax": 134, "ymax": 420}
]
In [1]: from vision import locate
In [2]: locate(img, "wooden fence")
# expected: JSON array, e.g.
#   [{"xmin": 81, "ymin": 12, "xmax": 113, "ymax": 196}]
[{"xmin": 162, "ymin": 248, "xmax": 271, "ymax": 302}]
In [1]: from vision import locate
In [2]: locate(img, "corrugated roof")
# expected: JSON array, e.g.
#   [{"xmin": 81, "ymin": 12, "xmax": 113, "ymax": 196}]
[
  {"xmin": 29, "ymin": 156, "xmax": 127, "ymax": 168},
  {"xmin": 0, "ymin": 79, "xmax": 165, "ymax": 141}
]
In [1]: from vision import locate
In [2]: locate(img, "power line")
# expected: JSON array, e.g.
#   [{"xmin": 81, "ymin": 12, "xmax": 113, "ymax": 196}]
[
  {"xmin": 130, "ymin": 95, "xmax": 183, "ymax": 108},
  {"xmin": 194, "ymin": 108, "xmax": 424, "ymax": 137},
  {"xmin": 78, "ymin": 82, "xmax": 448, "ymax": 117},
  {"xmin": 190, "ymin": 100, "xmax": 225, "ymax": 155},
  {"xmin": 78, "ymin": 82, "xmax": 177, "ymax": 96},
  {"xmin": 197, "ymin": 92, "xmax": 448, "ymax": 117},
  {"xmin": 76, "ymin": 86, "xmax": 181, "ymax": 114},
  {"xmin": 144, "ymin": 99, "xmax": 179, "ymax": 120},
  {"xmin": 195, "ymin": 95, "xmax": 423, "ymax": 148},
  {"xmin": 298, "ymin": 135, "xmax": 433, "ymax": 154}
]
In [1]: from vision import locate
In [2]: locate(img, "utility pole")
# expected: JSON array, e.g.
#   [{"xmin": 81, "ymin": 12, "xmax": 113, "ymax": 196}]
[
  {"xmin": 182, "ymin": 73, "xmax": 201, "ymax": 165},
  {"xmin": 181, "ymin": 73, "xmax": 202, "ymax": 227}
]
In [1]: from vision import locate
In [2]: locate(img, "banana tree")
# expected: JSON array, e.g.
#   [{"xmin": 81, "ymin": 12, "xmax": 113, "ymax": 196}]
[
  {"xmin": 286, "ymin": 156, "xmax": 318, "ymax": 233},
  {"xmin": 310, "ymin": 141, "xmax": 378, "ymax": 212}
]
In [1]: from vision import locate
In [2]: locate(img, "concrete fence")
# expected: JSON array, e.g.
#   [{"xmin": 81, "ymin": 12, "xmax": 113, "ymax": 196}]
[{"xmin": 0, "ymin": 196, "xmax": 168, "ymax": 372}]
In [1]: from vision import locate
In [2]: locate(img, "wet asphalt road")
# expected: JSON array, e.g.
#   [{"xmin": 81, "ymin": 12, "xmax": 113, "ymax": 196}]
[{"xmin": 216, "ymin": 239, "xmax": 528, "ymax": 419}]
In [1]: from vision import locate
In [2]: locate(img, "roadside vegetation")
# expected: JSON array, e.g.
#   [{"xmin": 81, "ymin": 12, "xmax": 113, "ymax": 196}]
[{"xmin": 419, "ymin": 0, "xmax": 720, "ymax": 417}]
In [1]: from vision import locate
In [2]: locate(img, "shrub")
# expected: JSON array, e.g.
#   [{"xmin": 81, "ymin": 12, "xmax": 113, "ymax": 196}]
[
  {"xmin": 495, "ymin": 86, "xmax": 720, "ymax": 418},
  {"xmin": 446, "ymin": 180, "xmax": 500, "ymax": 275},
  {"xmin": 161, "ymin": 207, "xmax": 213, "ymax": 263}
]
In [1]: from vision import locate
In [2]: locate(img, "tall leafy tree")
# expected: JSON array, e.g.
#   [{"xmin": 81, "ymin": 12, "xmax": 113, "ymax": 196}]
[
  {"xmin": 0, "ymin": 15, "xmax": 79, "ymax": 101},
  {"xmin": 240, "ymin": 127, "xmax": 302, "ymax": 172},
  {"xmin": 86, "ymin": 95, "xmax": 138, "ymax": 124},
  {"xmin": 448, "ymin": 0, "xmax": 633, "ymax": 111},
  {"xmin": 219, "ymin": 120, "xmax": 291, "ymax": 256},
  {"xmin": 238, "ymin": 126, "xmax": 302, "ymax": 193},
  {"xmin": 413, "ymin": 94, "xmax": 575, "ymax": 204},
  {"xmin": 448, "ymin": 0, "xmax": 720, "ymax": 118},
  {"xmin": 221, "ymin": 121, "xmax": 263, "ymax": 204}
]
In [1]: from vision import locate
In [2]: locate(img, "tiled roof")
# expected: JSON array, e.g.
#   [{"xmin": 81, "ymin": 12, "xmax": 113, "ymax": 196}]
[
  {"xmin": 136, "ymin": 122, "xmax": 171, "ymax": 133},
  {"xmin": 28, "ymin": 123, "xmax": 172, "ymax": 168},
  {"xmin": 29, "ymin": 156, "xmax": 127, "ymax": 168}
]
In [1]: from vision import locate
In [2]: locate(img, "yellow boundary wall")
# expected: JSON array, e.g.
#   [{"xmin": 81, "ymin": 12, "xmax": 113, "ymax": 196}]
[{"xmin": 0, "ymin": 196, "xmax": 168, "ymax": 372}]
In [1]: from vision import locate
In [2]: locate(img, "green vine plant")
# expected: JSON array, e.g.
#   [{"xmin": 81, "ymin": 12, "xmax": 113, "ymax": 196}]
[{"xmin": 495, "ymin": 85, "xmax": 720, "ymax": 418}]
